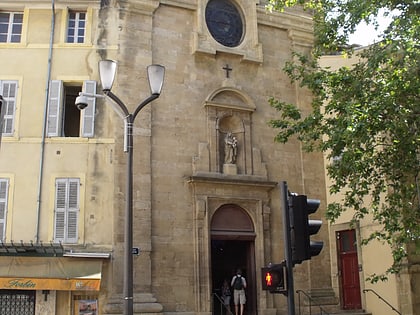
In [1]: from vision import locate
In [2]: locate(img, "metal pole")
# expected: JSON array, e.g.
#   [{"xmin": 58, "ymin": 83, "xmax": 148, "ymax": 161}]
[
  {"xmin": 281, "ymin": 181, "xmax": 295, "ymax": 315},
  {"xmin": 0, "ymin": 95, "xmax": 3, "ymax": 148},
  {"xmin": 104, "ymin": 89, "xmax": 160, "ymax": 315},
  {"xmin": 124, "ymin": 114, "xmax": 134, "ymax": 315}
]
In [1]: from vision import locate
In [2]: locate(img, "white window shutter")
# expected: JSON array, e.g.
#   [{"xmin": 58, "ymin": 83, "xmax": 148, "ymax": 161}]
[
  {"xmin": 66, "ymin": 179, "xmax": 79, "ymax": 243},
  {"xmin": 54, "ymin": 178, "xmax": 79, "ymax": 243},
  {"xmin": 0, "ymin": 179, "xmax": 9, "ymax": 241},
  {"xmin": 81, "ymin": 80, "xmax": 96, "ymax": 137},
  {"xmin": 0, "ymin": 81, "xmax": 18, "ymax": 136},
  {"xmin": 54, "ymin": 179, "xmax": 67, "ymax": 241},
  {"xmin": 47, "ymin": 80, "xmax": 63, "ymax": 137},
  {"xmin": 54, "ymin": 211, "xmax": 65, "ymax": 241}
]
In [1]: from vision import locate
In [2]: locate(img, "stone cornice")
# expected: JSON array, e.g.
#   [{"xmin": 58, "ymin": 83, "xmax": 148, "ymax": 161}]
[
  {"xmin": 1, "ymin": 0, "xmax": 101, "ymax": 9},
  {"xmin": 257, "ymin": 6, "xmax": 313, "ymax": 34},
  {"xmin": 160, "ymin": 0, "xmax": 196, "ymax": 10},
  {"xmin": 187, "ymin": 174, "xmax": 278, "ymax": 191},
  {"xmin": 117, "ymin": 0, "xmax": 160, "ymax": 15}
]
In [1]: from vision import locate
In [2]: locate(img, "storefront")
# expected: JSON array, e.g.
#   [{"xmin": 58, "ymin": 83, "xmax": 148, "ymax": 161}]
[{"xmin": 0, "ymin": 244, "xmax": 109, "ymax": 315}]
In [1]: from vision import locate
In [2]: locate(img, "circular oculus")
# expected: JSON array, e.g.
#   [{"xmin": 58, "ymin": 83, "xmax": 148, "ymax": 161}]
[{"xmin": 205, "ymin": 0, "xmax": 244, "ymax": 48}]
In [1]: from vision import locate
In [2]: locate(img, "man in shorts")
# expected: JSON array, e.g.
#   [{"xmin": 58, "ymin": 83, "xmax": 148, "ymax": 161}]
[{"xmin": 231, "ymin": 269, "xmax": 247, "ymax": 315}]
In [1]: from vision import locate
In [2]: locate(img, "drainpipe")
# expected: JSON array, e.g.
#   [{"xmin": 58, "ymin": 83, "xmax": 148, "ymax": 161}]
[{"xmin": 35, "ymin": 0, "xmax": 55, "ymax": 243}]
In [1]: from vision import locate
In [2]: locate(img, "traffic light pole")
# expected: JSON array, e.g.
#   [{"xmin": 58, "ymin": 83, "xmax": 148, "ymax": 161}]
[{"xmin": 281, "ymin": 181, "xmax": 295, "ymax": 315}]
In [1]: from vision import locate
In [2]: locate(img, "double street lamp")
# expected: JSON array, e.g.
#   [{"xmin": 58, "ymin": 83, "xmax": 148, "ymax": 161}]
[{"xmin": 77, "ymin": 60, "xmax": 165, "ymax": 315}]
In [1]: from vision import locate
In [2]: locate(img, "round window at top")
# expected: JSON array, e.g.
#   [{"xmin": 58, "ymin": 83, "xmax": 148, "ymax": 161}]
[{"xmin": 205, "ymin": 0, "xmax": 244, "ymax": 48}]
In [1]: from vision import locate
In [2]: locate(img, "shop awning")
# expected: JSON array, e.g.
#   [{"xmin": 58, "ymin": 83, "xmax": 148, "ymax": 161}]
[{"xmin": 0, "ymin": 256, "xmax": 102, "ymax": 291}]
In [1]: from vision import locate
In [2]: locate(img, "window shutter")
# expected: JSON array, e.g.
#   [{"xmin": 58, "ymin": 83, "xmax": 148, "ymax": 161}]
[
  {"xmin": 81, "ymin": 80, "xmax": 96, "ymax": 137},
  {"xmin": 0, "ymin": 179, "xmax": 9, "ymax": 241},
  {"xmin": 0, "ymin": 81, "xmax": 18, "ymax": 136},
  {"xmin": 54, "ymin": 178, "xmax": 79, "ymax": 243},
  {"xmin": 47, "ymin": 80, "xmax": 63, "ymax": 137},
  {"xmin": 54, "ymin": 179, "xmax": 67, "ymax": 241},
  {"xmin": 66, "ymin": 179, "xmax": 79, "ymax": 243}
]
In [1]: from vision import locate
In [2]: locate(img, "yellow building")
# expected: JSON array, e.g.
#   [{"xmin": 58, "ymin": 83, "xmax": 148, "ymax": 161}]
[
  {"xmin": 0, "ymin": 1, "xmax": 113, "ymax": 313},
  {"xmin": 320, "ymin": 52, "xmax": 415, "ymax": 315}
]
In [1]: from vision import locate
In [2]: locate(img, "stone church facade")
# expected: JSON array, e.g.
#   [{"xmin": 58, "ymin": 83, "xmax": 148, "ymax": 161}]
[
  {"xmin": 101, "ymin": 1, "xmax": 331, "ymax": 314},
  {"xmin": 0, "ymin": 1, "xmax": 332, "ymax": 314}
]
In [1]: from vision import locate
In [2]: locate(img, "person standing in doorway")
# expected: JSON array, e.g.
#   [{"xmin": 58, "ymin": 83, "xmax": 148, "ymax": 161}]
[
  {"xmin": 231, "ymin": 269, "xmax": 246, "ymax": 315},
  {"xmin": 221, "ymin": 279, "xmax": 232, "ymax": 314}
]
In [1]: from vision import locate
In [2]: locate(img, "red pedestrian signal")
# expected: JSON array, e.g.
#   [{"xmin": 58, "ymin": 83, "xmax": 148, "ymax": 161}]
[
  {"xmin": 265, "ymin": 272, "xmax": 273, "ymax": 286},
  {"xmin": 261, "ymin": 264, "xmax": 286, "ymax": 294}
]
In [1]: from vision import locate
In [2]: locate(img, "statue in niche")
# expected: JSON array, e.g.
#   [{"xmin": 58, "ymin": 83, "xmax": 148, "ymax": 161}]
[{"xmin": 224, "ymin": 132, "xmax": 238, "ymax": 164}]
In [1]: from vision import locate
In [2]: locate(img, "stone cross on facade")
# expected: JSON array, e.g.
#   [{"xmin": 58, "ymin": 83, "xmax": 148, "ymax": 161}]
[{"xmin": 223, "ymin": 64, "xmax": 232, "ymax": 78}]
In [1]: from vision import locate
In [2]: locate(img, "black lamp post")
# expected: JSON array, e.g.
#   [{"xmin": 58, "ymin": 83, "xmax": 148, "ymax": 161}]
[{"xmin": 98, "ymin": 60, "xmax": 165, "ymax": 315}]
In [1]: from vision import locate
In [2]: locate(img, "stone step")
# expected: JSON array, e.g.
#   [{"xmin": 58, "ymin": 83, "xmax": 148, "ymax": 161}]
[
  {"xmin": 328, "ymin": 311, "xmax": 372, "ymax": 315},
  {"xmin": 300, "ymin": 308, "xmax": 372, "ymax": 315}
]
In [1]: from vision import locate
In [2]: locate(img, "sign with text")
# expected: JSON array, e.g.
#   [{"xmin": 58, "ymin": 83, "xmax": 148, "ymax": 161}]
[{"xmin": 0, "ymin": 277, "xmax": 101, "ymax": 291}]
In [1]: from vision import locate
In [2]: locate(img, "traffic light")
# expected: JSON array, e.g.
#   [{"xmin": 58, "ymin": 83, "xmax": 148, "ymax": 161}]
[
  {"xmin": 261, "ymin": 263, "xmax": 286, "ymax": 294},
  {"xmin": 290, "ymin": 194, "xmax": 323, "ymax": 264}
]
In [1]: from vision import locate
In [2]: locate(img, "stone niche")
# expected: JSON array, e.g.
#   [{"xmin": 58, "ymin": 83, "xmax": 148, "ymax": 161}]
[{"xmin": 193, "ymin": 86, "xmax": 267, "ymax": 179}]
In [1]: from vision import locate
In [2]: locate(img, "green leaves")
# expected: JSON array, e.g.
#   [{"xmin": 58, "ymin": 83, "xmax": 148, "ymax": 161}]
[{"xmin": 268, "ymin": 0, "xmax": 420, "ymax": 279}]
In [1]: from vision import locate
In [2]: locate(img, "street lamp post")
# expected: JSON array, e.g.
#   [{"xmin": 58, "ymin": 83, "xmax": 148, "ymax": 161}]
[
  {"xmin": 0, "ymin": 95, "xmax": 4, "ymax": 148},
  {"xmin": 78, "ymin": 60, "xmax": 165, "ymax": 315}
]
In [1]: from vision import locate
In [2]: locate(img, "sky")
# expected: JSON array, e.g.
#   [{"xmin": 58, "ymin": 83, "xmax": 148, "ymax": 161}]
[
  {"xmin": 347, "ymin": 11, "xmax": 394, "ymax": 46},
  {"xmin": 348, "ymin": 23, "xmax": 384, "ymax": 46}
]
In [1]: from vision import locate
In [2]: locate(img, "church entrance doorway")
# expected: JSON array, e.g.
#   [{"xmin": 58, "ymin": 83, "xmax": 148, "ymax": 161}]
[
  {"xmin": 210, "ymin": 204, "xmax": 257, "ymax": 315},
  {"xmin": 211, "ymin": 240, "xmax": 256, "ymax": 315}
]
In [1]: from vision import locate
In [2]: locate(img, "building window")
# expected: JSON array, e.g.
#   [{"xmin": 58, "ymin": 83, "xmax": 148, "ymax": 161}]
[
  {"xmin": 0, "ymin": 80, "xmax": 18, "ymax": 136},
  {"xmin": 205, "ymin": 0, "xmax": 244, "ymax": 47},
  {"xmin": 54, "ymin": 178, "xmax": 80, "ymax": 244},
  {"xmin": 0, "ymin": 179, "xmax": 9, "ymax": 241},
  {"xmin": 0, "ymin": 290, "xmax": 35, "ymax": 315},
  {"xmin": 47, "ymin": 80, "xmax": 96, "ymax": 137},
  {"xmin": 67, "ymin": 11, "xmax": 86, "ymax": 43},
  {"xmin": 0, "ymin": 12, "xmax": 23, "ymax": 43}
]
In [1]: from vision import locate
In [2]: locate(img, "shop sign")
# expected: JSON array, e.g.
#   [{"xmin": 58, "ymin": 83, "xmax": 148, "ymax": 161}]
[{"xmin": 0, "ymin": 277, "xmax": 100, "ymax": 291}]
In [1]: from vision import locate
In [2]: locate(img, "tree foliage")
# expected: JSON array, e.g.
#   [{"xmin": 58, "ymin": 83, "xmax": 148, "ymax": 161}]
[{"xmin": 268, "ymin": 0, "xmax": 420, "ymax": 278}]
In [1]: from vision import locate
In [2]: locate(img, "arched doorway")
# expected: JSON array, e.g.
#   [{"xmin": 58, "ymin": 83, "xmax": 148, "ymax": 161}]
[{"xmin": 210, "ymin": 204, "xmax": 256, "ymax": 315}]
